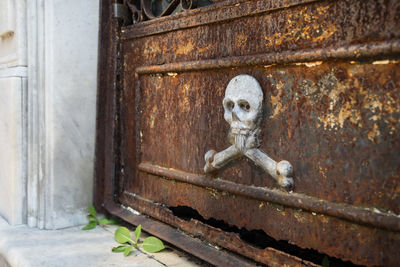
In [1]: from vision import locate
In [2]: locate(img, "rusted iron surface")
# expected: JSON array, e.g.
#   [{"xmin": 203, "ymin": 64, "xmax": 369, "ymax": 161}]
[
  {"xmin": 122, "ymin": 172, "xmax": 400, "ymax": 266},
  {"xmin": 94, "ymin": 0, "xmax": 121, "ymax": 211},
  {"xmin": 138, "ymin": 162, "xmax": 400, "ymax": 232},
  {"xmin": 122, "ymin": 0, "xmax": 400, "ymax": 64},
  {"xmin": 121, "ymin": 0, "xmax": 321, "ymax": 39},
  {"xmin": 130, "ymin": 61, "xmax": 400, "ymax": 214},
  {"xmin": 96, "ymin": 0, "xmax": 400, "ymax": 265},
  {"xmin": 105, "ymin": 201, "xmax": 258, "ymax": 267},
  {"xmin": 120, "ymin": 192, "xmax": 319, "ymax": 267},
  {"xmin": 135, "ymin": 40, "xmax": 400, "ymax": 74}
]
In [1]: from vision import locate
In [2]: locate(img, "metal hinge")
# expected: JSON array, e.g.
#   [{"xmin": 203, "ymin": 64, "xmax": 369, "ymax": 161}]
[{"xmin": 113, "ymin": 3, "xmax": 132, "ymax": 26}]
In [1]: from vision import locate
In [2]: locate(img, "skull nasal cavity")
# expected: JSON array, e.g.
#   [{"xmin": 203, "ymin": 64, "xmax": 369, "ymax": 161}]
[{"xmin": 232, "ymin": 112, "xmax": 240, "ymax": 121}]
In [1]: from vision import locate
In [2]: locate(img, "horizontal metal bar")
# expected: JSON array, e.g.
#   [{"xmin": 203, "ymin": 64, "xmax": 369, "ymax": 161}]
[
  {"xmin": 120, "ymin": 192, "xmax": 320, "ymax": 267},
  {"xmin": 104, "ymin": 201, "xmax": 257, "ymax": 267},
  {"xmin": 138, "ymin": 162, "xmax": 400, "ymax": 232},
  {"xmin": 121, "ymin": 0, "xmax": 319, "ymax": 39},
  {"xmin": 136, "ymin": 40, "xmax": 400, "ymax": 74}
]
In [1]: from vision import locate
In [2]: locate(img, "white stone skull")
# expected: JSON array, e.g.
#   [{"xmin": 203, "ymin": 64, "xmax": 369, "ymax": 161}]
[
  {"xmin": 205, "ymin": 74, "xmax": 293, "ymax": 189},
  {"xmin": 223, "ymin": 75, "xmax": 263, "ymax": 135}
]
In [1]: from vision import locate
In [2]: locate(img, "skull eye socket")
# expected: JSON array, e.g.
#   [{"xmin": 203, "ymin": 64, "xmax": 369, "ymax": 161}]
[
  {"xmin": 225, "ymin": 100, "xmax": 234, "ymax": 111},
  {"xmin": 238, "ymin": 101, "xmax": 251, "ymax": 112}
]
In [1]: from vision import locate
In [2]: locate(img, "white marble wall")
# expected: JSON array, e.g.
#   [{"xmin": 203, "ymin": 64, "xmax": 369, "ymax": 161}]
[
  {"xmin": 45, "ymin": 0, "xmax": 99, "ymax": 228},
  {"xmin": 27, "ymin": 0, "xmax": 100, "ymax": 229},
  {"xmin": 0, "ymin": 77, "xmax": 26, "ymax": 225},
  {"xmin": 0, "ymin": 0, "xmax": 99, "ymax": 229},
  {"xmin": 0, "ymin": 0, "xmax": 26, "ymax": 67},
  {"xmin": 0, "ymin": 0, "xmax": 27, "ymax": 226}
]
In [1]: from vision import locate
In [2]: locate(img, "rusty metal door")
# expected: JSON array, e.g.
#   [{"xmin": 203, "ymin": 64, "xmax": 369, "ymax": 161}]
[{"xmin": 95, "ymin": 0, "xmax": 400, "ymax": 266}]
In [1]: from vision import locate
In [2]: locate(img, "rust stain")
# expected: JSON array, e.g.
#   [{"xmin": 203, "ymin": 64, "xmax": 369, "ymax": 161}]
[
  {"xmin": 368, "ymin": 123, "xmax": 381, "ymax": 142},
  {"xmin": 179, "ymin": 83, "xmax": 191, "ymax": 113},
  {"xmin": 313, "ymin": 23, "xmax": 336, "ymax": 42},
  {"xmin": 315, "ymin": 69, "xmax": 398, "ymax": 141},
  {"xmin": 270, "ymin": 95, "xmax": 285, "ymax": 119},
  {"xmin": 268, "ymin": 63, "xmax": 400, "ymax": 144},
  {"xmin": 269, "ymin": 79, "xmax": 288, "ymax": 119},
  {"xmin": 114, "ymin": 1, "xmax": 400, "ymax": 265},
  {"xmin": 149, "ymin": 106, "xmax": 158, "ymax": 128},
  {"xmin": 143, "ymin": 40, "xmax": 161, "ymax": 56},
  {"xmin": 176, "ymin": 40, "xmax": 195, "ymax": 55},
  {"xmin": 300, "ymin": 79, "xmax": 318, "ymax": 95},
  {"xmin": 316, "ymin": 5, "xmax": 329, "ymax": 15},
  {"xmin": 197, "ymin": 43, "xmax": 216, "ymax": 53},
  {"xmin": 236, "ymin": 33, "xmax": 248, "ymax": 48},
  {"xmin": 318, "ymin": 166, "xmax": 327, "ymax": 179},
  {"xmin": 293, "ymin": 210, "xmax": 307, "ymax": 223},
  {"xmin": 265, "ymin": 5, "xmax": 337, "ymax": 47}
]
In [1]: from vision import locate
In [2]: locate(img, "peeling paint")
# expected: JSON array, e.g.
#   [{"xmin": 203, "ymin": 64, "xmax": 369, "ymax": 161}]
[
  {"xmin": 179, "ymin": 84, "xmax": 191, "ymax": 113},
  {"xmin": 269, "ymin": 80, "xmax": 288, "ymax": 119},
  {"xmin": 318, "ymin": 166, "xmax": 327, "ymax": 179},
  {"xmin": 294, "ymin": 61, "xmax": 323, "ymax": 67},
  {"xmin": 143, "ymin": 40, "xmax": 161, "ymax": 56},
  {"xmin": 149, "ymin": 106, "xmax": 158, "ymax": 128},
  {"xmin": 236, "ymin": 33, "xmax": 248, "ymax": 48},
  {"xmin": 368, "ymin": 123, "xmax": 381, "ymax": 142},
  {"xmin": 293, "ymin": 211, "xmax": 307, "ymax": 223},
  {"xmin": 111, "ymin": 0, "xmax": 400, "ymax": 265},
  {"xmin": 267, "ymin": 63, "xmax": 399, "ymax": 144},
  {"xmin": 265, "ymin": 5, "xmax": 337, "ymax": 46},
  {"xmin": 372, "ymin": 59, "xmax": 400, "ymax": 65}
]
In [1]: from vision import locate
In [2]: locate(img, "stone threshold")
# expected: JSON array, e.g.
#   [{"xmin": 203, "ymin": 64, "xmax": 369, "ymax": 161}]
[{"xmin": 0, "ymin": 217, "xmax": 202, "ymax": 267}]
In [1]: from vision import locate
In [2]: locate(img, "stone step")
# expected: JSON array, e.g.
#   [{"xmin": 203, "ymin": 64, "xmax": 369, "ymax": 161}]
[{"xmin": 0, "ymin": 217, "xmax": 201, "ymax": 267}]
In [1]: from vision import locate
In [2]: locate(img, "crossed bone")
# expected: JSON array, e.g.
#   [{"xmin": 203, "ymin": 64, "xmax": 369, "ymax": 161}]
[
  {"xmin": 204, "ymin": 130, "xmax": 294, "ymax": 189},
  {"xmin": 203, "ymin": 74, "xmax": 294, "ymax": 190}
]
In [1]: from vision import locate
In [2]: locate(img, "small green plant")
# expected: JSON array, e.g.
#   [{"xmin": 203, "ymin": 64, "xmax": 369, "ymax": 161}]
[
  {"xmin": 112, "ymin": 225, "xmax": 165, "ymax": 256},
  {"xmin": 82, "ymin": 205, "xmax": 119, "ymax": 230}
]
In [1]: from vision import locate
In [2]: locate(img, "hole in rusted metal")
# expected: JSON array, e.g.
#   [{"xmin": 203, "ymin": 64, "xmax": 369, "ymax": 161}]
[{"xmin": 169, "ymin": 206, "xmax": 362, "ymax": 267}]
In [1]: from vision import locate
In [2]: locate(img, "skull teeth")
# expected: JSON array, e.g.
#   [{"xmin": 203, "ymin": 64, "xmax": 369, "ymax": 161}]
[
  {"xmin": 234, "ymin": 134, "xmax": 247, "ymax": 152},
  {"xmin": 231, "ymin": 128, "xmax": 250, "ymax": 135}
]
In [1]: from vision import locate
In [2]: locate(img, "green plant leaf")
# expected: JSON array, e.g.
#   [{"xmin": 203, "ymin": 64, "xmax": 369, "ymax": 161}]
[
  {"xmin": 124, "ymin": 245, "xmax": 133, "ymax": 257},
  {"xmin": 142, "ymin": 236, "xmax": 165, "ymax": 253},
  {"xmin": 89, "ymin": 216, "xmax": 98, "ymax": 224},
  {"xmin": 115, "ymin": 227, "xmax": 133, "ymax": 244},
  {"xmin": 134, "ymin": 224, "xmax": 141, "ymax": 243},
  {"xmin": 108, "ymin": 218, "xmax": 120, "ymax": 224},
  {"xmin": 88, "ymin": 205, "xmax": 97, "ymax": 218},
  {"xmin": 112, "ymin": 245, "xmax": 128, "ymax": 253},
  {"xmin": 82, "ymin": 222, "xmax": 97, "ymax": 230},
  {"xmin": 99, "ymin": 218, "xmax": 119, "ymax": 225}
]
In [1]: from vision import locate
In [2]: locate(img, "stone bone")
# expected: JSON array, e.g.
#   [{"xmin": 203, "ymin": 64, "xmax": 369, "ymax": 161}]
[{"xmin": 204, "ymin": 74, "xmax": 294, "ymax": 189}]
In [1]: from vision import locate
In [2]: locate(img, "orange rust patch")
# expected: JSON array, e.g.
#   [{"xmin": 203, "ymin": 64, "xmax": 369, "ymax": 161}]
[
  {"xmin": 176, "ymin": 40, "xmax": 195, "ymax": 55},
  {"xmin": 264, "ymin": 4, "xmax": 337, "ymax": 47},
  {"xmin": 143, "ymin": 40, "xmax": 161, "ymax": 56},
  {"xmin": 236, "ymin": 33, "xmax": 248, "ymax": 48}
]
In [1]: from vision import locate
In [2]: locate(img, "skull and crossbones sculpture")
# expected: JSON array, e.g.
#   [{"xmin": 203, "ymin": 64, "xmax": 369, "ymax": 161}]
[{"xmin": 204, "ymin": 74, "xmax": 294, "ymax": 189}]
